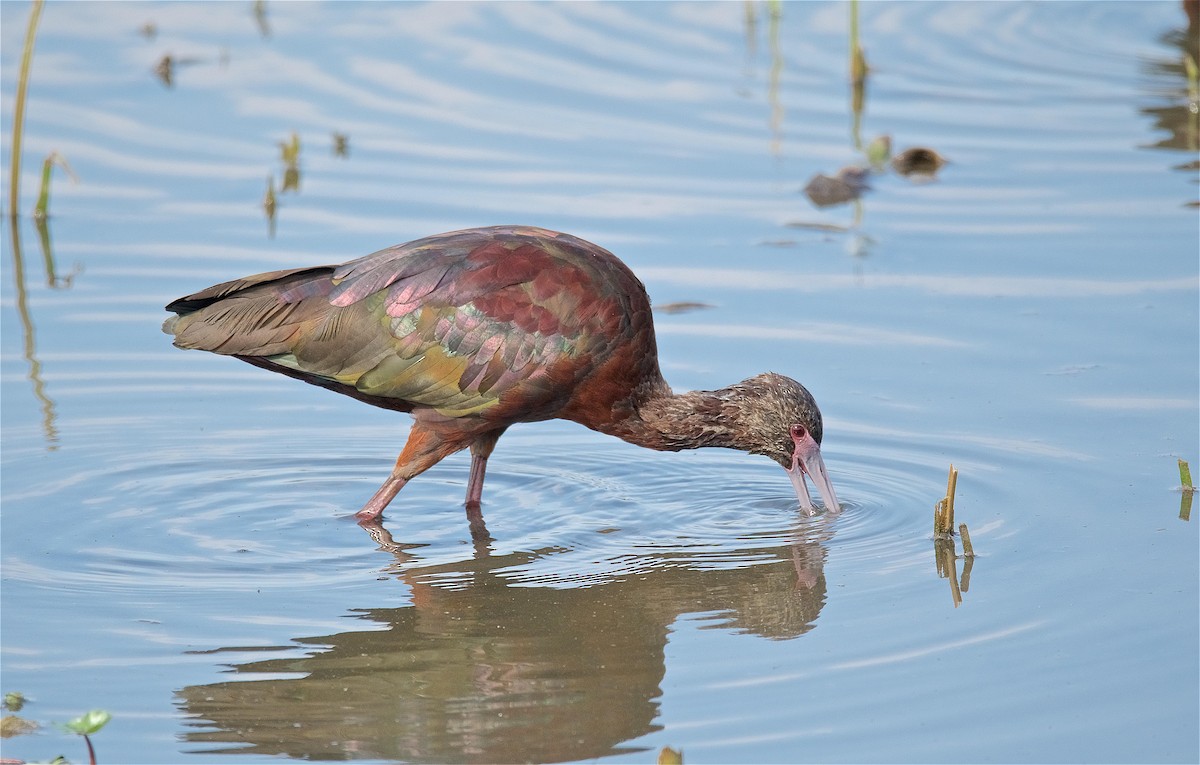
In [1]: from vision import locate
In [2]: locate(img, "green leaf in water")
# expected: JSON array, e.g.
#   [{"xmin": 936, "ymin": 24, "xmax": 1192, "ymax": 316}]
[
  {"xmin": 865, "ymin": 134, "xmax": 891, "ymax": 169},
  {"xmin": 4, "ymin": 691, "xmax": 26, "ymax": 711},
  {"xmin": 62, "ymin": 709, "xmax": 110, "ymax": 736}
]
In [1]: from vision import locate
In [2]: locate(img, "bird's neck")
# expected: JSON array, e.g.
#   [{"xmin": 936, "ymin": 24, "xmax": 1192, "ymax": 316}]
[{"xmin": 608, "ymin": 384, "xmax": 743, "ymax": 453}]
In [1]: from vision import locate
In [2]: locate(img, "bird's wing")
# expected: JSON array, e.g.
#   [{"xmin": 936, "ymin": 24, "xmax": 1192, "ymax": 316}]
[{"xmin": 166, "ymin": 228, "xmax": 638, "ymax": 420}]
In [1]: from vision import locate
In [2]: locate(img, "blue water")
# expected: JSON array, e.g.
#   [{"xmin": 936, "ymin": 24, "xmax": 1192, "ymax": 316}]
[{"xmin": 2, "ymin": 2, "xmax": 1197, "ymax": 763}]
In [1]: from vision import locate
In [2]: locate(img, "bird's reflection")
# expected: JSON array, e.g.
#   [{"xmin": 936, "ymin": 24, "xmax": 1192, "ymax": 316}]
[{"xmin": 176, "ymin": 516, "xmax": 835, "ymax": 763}]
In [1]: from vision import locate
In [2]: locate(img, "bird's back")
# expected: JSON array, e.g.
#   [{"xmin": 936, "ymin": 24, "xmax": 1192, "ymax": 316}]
[{"xmin": 165, "ymin": 226, "xmax": 665, "ymax": 430}]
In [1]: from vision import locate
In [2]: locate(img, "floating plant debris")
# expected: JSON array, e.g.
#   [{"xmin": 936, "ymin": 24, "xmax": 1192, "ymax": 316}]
[
  {"xmin": 803, "ymin": 166, "xmax": 871, "ymax": 207},
  {"xmin": 332, "ymin": 131, "xmax": 350, "ymax": 158},
  {"xmin": 657, "ymin": 746, "xmax": 684, "ymax": 765},
  {"xmin": 891, "ymin": 146, "xmax": 947, "ymax": 178},
  {"xmin": 155, "ymin": 54, "xmax": 174, "ymax": 87},
  {"xmin": 1, "ymin": 713, "xmax": 38, "ymax": 738},
  {"xmin": 4, "ymin": 692, "xmax": 26, "ymax": 712}
]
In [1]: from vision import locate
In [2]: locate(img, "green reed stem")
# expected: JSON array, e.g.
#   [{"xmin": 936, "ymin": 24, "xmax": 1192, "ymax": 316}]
[{"xmin": 9, "ymin": 0, "xmax": 44, "ymax": 220}]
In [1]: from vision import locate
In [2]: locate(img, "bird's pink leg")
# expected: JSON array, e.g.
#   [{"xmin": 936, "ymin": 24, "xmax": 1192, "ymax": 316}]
[
  {"xmin": 357, "ymin": 474, "xmax": 409, "ymax": 521},
  {"xmin": 356, "ymin": 424, "xmax": 454, "ymax": 522},
  {"xmin": 465, "ymin": 430, "xmax": 505, "ymax": 507}
]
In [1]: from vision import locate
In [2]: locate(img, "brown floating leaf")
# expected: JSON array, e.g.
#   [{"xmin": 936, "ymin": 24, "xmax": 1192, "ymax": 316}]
[
  {"xmin": 803, "ymin": 166, "xmax": 871, "ymax": 208},
  {"xmin": 891, "ymin": 146, "xmax": 947, "ymax": 178},
  {"xmin": 0, "ymin": 714, "xmax": 38, "ymax": 738}
]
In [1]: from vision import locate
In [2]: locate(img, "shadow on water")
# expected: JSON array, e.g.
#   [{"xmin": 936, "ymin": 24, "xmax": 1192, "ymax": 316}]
[{"xmin": 175, "ymin": 519, "xmax": 834, "ymax": 763}]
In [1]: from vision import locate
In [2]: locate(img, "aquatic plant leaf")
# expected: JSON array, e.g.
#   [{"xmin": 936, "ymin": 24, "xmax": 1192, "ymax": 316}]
[
  {"xmin": 3, "ymin": 691, "xmax": 26, "ymax": 711},
  {"xmin": 62, "ymin": 709, "xmax": 110, "ymax": 735},
  {"xmin": 865, "ymin": 134, "xmax": 892, "ymax": 168}
]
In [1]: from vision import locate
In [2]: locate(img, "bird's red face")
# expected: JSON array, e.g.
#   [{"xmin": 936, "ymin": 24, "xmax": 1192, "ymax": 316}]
[{"xmin": 785, "ymin": 423, "xmax": 840, "ymax": 513}]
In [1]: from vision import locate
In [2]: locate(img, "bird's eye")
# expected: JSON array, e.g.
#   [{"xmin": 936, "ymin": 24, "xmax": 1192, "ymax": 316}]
[{"xmin": 790, "ymin": 424, "xmax": 807, "ymax": 439}]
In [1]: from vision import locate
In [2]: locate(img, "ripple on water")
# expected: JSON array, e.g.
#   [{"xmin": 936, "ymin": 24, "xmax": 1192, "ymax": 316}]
[{"xmin": 3, "ymin": 422, "xmax": 1016, "ymax": 600}]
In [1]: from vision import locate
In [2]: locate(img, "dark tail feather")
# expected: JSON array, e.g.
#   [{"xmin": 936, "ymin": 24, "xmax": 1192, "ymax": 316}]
[{"xmin": 164, "ymin": 266, "xmax": 333, "ymax": 314}]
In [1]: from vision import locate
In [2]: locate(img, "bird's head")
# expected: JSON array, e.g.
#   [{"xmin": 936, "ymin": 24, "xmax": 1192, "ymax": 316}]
[{"xmin": 732, "ymin": 372, "xmax": 840, "ymax": 513}]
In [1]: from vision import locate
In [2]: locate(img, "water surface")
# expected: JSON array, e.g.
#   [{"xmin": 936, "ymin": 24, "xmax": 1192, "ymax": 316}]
[{"xmin": 2, "ymin": 2, "xmax": 1197, "ymax": 763}]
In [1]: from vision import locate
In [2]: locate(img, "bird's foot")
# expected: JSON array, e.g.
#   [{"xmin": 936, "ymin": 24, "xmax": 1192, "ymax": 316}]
[{"xmin": 355, "ymin": 474, "xmax": 408, "ymax": 521}]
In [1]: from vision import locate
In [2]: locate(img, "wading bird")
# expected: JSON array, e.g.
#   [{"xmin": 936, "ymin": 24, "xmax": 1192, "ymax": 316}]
[{"xmin": 164, "ymin": 226, "xmax": 839, "ymax": 525}]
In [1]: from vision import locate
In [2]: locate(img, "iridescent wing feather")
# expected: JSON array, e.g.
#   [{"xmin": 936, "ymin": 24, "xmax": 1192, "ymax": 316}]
[{"xmin": 165, "ymin": 227, "xmax": 647, "ymax": 422}]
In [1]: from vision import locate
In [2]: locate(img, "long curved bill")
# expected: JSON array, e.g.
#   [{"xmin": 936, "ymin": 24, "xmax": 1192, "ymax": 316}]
[{"xmin": 786, "ymin": 433, "xmax": 840, "ymax": 513}]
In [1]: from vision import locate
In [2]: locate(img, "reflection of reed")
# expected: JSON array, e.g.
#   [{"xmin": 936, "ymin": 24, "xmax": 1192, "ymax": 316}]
[
  {"xmin": 933, "ymin": 536, "xmax": 975, "ymax": 608},
  {"xmin": 35, "ymin": 216, "xmax": 79, "ymax": 289},
  {"xmin": 767, "ymin": 0, "xmax": 784, "ymax": 156},
  {"xmin": 741, "ymin": 0, "xmax": 784, "ymax": 155},
  {"xmin": 848, "ymin": 0, "xmax": 868, "ymax": 150},
  {"xmin": 8, "ymin": 219, "xmax": 59, "ymax": 449}
]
